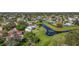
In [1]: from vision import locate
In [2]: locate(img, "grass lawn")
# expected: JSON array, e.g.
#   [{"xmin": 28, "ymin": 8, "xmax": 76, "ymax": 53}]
[
  {"xmin": 20, "ymin": 22, "xmax": 79, "ymax": 46},
  {"xmin": 33, "ymin": 26, "xmax": 67, "ymax": 46},
  {"xmin": 32, "ymin": 21, "xmax": 79, "ymax": 46}
]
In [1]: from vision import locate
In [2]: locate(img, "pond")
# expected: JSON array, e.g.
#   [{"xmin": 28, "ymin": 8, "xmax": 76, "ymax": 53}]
[{"xmin": 42, "ymin": 24, "xmax": 70, "ymax": 36}]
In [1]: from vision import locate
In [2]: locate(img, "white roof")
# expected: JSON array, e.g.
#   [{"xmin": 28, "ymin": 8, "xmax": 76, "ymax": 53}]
[
  {"xmin": 25, "ymin": 27, "xmax": 32, "ymax": 32},
  {"xmin": 64, "ymin": 23, "xmax": 73, "ymax": 26}
]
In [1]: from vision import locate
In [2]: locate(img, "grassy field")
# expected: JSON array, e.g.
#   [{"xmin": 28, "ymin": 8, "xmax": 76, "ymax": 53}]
[
  {"xmin": 32, "ymin": 21, "xmax": 79, "ymax": 46},
  {"xmin": 33, "ymin": 26, "xmax": 67, "ymax": 46}
]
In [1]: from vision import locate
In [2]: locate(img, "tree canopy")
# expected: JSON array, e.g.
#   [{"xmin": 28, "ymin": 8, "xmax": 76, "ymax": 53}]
[{"xmin": 16, "ymin": 24, "xmax": 26, "ymax": 30}]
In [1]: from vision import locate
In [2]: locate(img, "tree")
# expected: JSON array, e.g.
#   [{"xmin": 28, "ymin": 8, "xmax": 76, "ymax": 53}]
[
  {"xmin": 0, "ymin": 38, "xmax": 5, "ymax": 46},
  {"xmin": 56, "ymin": 22, "xmax": 63, "ymax": 28},
  {"xmin": 37, "ymin": 19, "xmax": 43, "ymax": 27},
  {"xmin": 28, "ymin": 18, "xmax": 31, "ymax": 21},
  {"xmin": 3, "ymin": 22, "xmax": 16, "ymax": 31},
  {"xmin": 60, "ymin": 15, "xmax": 65, "ymax": 23},
  {"xmin": 0, "ymin": 16, "xmax": 4, "ymax": 23},
  {"xmin": 16, "ymin": 24, "xmax": 26, "ymax": 30},
  {"xmin": 23, "ymin": 32, "xmax": 40, "ymax": 46},
  {"xmin": 65, "ymin": 29, "xmax": 79, "ymax": 46},
  {"xmin": 3, "ymin": 38, "xmax": 20, "ymax": 46},
  {"xmin": 73, "ymin": 18, "xmax": 79, "ymax": 25}
]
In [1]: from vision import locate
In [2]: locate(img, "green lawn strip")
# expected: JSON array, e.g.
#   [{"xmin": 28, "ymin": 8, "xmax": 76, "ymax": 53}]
[{"xmin": 44, "ymin": 21, "xmax": 79, "ymax": 31}]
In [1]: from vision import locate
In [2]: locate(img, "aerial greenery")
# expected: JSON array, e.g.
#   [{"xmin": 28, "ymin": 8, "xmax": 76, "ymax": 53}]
[
  {"xmin": 0, "ymin": 16, "xmax": 4, "ymax": 23},
  {"xmin": 32, "ymin": 27, "xmax": 66, "ymax": 46},
  {"xmin": 36, "ymin": 19, "xmax": 43, "ymax": 27},
  {"xmin": 23, "ymin": 32, "xmax": 40, "ymax": 46},
  {"xmin": 56, "ymin": 22, "xmax": 63, "ymax": 28},
  {"xmin": 65, "ymin": 29, "xmax": 79, "ymax": 46},
  {"xmin": 3, "ymin": 22, "xmax": 16, "ymax": 31},
  {"xmin": 0, "ymin": 39, "xmax": 4, "ymax": 45},
  {"xmin": 0, "ymin": 13, "xmax": 79, "ymax": 46},
  {"xmin": 16, "ymin": 24, "xmax": 26, "ymax": 30}
]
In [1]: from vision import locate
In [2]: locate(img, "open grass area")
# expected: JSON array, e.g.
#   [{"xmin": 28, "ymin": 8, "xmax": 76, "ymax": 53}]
[
  {"xmin": 33, "ymin": 26, "xmax": 67, "ymax": 46},
  {"xmin": 33, "ymin": 21, "xmax": 79, "ymax": 46}
]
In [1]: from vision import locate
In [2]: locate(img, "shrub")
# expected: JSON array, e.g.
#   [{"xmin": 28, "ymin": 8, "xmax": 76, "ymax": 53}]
[
  {"xmin": 16, "ymin": 24, "xmax": 26, "ymax": 30},
  {"xmin": 23, "ymin": 32, "xmax": 40, "ymax": 45},
  {"xmin": 56, "ymin": 22, "xmax": 63, "ymax": 28}
]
